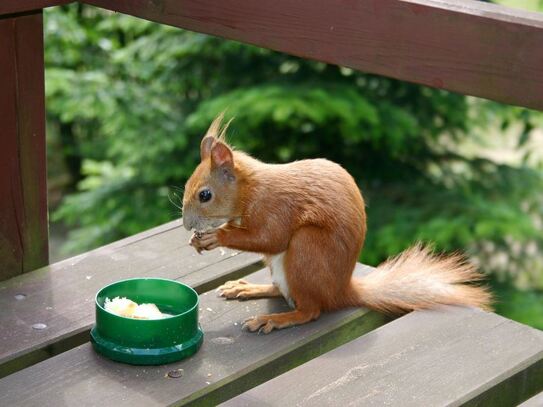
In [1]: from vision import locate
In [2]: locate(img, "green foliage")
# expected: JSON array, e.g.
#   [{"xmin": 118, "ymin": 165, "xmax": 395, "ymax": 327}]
[
  {"xmin": 493, "ymin": 279, "xmax": 543, "ymax": 330},
  {"xmin": 45, "ymin": 5, "xmax": 543, "ymax": 327}
]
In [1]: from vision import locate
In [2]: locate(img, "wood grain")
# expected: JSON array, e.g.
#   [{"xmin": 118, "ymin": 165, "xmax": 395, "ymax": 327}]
[
  {"xmin": 224, "ymin": 307, "xmax": 543, "ymax": 406},
  {"xmin": 0, "ymin": 11, "xmax": 48, "ymax": 281},
  {"xmin": 0, "ymin": 1, "xmax": 72, "ymax": 15},
  {"xmin": 0, "ymin": 265, "xmax": 387, "ymax": 406},
  {"xmin": 520, "ymin": 391, "xmax": 543, "ymax": 407},
  {"xmin": 83, "ymin": 0, "xmax": 543, "ymax": 111},
  {"xmin": 0, "ymin": 220, "xmax": 263, "ymax": 378}
]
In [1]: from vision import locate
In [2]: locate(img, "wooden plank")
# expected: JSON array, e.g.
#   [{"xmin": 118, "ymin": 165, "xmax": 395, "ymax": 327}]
[
  {"xmin": 82, "ymin": 0, "xmax": 543, "ymax": 111},
  {"xmin": 0, "ymin": 220, "xmax": 263, "ymax": 378},
  {"xmin": 223, "ymin": 307, "xmax": 543, "ymax": 407},
  {"xmin": 0, "ymin": 1, "xmax": 73, "ymax": 16},
  {"xmin": 0, "ymin": 265, "xmax": 388, "ymax": 406},
  {"xmin": 520, "ymin": 391, "xmax": 543, "ymax": 406},
  {"xmin": 0, "ymin": 11, "xmax": 48, "ymax": 280}
]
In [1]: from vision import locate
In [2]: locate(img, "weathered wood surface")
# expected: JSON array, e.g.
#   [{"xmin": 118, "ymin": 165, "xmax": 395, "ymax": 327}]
[
  {"xmin": 0, "ymin": 11, "xmax": 48, "ymax": 281},
  {"xmin": 83, "ymin": 0, "xmax": 543, "ymax": 111},
  {"xmin": 520, "ymin": 391, "xmax": 543, "ymax": 406},
  {"xmin": 0, "ymin": 220, "xmax": 263, "ymax": 378},
  {"xmin": 0, "ymin": 265, "xmax": 388, "ymax": 407},
  {"xmin": 0, "ymin": 0, "xmax": 72, "ymax": 15},
  {"xmin": 224, "ymin": 307, "xmax": 543, "ymax": 407}
]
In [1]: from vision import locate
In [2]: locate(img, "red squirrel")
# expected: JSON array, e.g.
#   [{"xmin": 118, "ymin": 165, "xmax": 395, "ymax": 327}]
[{"xmin": 182, "ymin": 114, "xmax": 492, "ymax": 334}]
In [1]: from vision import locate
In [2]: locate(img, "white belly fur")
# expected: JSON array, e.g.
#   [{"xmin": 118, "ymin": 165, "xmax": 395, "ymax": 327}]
[{"xmin": 269, "ymin": 252, "xmax": 295, "ymax": 308}]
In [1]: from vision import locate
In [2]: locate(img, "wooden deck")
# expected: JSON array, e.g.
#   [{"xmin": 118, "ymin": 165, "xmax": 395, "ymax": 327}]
[
  {"xmin": 0, "ymin": 221, "xmax": 389, "ymax": 406},
  {"xmin": 1, "ymin": 221, "xmax": 542, "ymax": 406},
  {"xmin": 521, "ymin": 392, "xmax": 543, "ymax": 406},
  {"xmin": 1, "ymin": 0, "xmax": 543, "ymax": 405},
  {"xmin": 0, "ymin": 220, "xmax": 262, "ymax": 379},
  {"xmin": 224, "ymin": 308, "xmax": 543, "ymax": 406}
]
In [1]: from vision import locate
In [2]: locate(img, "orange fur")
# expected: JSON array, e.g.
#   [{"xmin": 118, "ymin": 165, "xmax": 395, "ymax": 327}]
[
  {"xmin": 183, "ymin": 116, "xmax": 492, "ymax": 333},
  {"xmin": 349, "ymin": 244, "xmax": 492, "ymax": 314}
]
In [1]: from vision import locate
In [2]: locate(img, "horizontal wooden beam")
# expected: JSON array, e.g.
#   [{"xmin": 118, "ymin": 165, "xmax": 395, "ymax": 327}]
[
  {"xmin": 83, "ymin": 0, "xmax": 543, "ymax": 111},
  {"xmin": 0, "ymin": 1, "xmax": 72, "ymax": 16}
]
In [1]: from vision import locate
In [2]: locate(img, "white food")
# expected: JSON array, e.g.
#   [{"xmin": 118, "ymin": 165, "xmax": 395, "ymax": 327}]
[
  {"xmin": 132, "ymin": 303, "xmax": 164, "ymax": 320},
  {"xmin": 104, "ymin": 297, "xmax": 138, "ymax": 317},
  {"xmin": 104, "ymin": 296, "xmax": 168, "ymax": 319}
]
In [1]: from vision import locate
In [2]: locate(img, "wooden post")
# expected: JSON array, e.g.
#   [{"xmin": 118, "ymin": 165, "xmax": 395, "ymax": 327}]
[{"xmin": 0, "ymin": 11, "xmax": 48, "ymax": 280}]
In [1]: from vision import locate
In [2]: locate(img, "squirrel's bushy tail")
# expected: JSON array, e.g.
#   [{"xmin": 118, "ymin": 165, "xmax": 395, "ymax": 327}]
[{"xmin": 353, "ymin": 244, "xmax": 492, "ymax": 314}]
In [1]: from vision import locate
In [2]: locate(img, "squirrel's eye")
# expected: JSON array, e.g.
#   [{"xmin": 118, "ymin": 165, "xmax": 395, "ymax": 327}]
[{"xmin": 199, "ymin": 189, "xmax": 212, "ymax": 203}]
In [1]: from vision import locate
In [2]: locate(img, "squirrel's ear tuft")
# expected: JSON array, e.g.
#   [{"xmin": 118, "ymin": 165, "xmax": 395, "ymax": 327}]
[
  {"xmin": 210, "ymin": 140, "xmax": 234, "ymax": 169},
  {"xmin": 201, "ymin": 111, "xmax": 234, "ymax": 160},
  {"xmin": 205, "ymin": 111, "xmax": 225, "ymax": 138},
  {"xmin": 200, "ymin": 135, "xmax": 215, "ymax": 161}
]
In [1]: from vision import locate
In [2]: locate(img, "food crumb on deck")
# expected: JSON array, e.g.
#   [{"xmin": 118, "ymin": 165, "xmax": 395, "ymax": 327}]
[{"xmin": 165, "ymin": 369, "xmax": 184, "ymax": 379}]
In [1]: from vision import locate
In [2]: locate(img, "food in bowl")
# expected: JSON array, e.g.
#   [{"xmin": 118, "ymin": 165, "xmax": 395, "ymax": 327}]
[{"xmin": 104, "ymin": 296, "xmax": 170, "ymax": 319}]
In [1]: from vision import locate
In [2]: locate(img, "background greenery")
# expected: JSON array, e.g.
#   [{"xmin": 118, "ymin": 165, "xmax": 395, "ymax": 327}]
[{"xmin": 45, "ymin": 3, "xmax": 543, "ymax": 329}]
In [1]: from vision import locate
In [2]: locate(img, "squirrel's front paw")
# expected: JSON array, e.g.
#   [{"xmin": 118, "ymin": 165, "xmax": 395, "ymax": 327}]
[
  {"xmin": 189, "ymin": 232, "xmax": 204, "ymax": 254},
  {"xmin": 189, "ymin": 230, "xmax": 220, "ymax": 253}
]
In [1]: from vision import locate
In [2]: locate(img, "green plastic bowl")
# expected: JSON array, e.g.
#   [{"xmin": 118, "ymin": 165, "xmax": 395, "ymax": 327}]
[{"xmin": 90, "ymin": 278, "xmax": 203, "ymax": 365}]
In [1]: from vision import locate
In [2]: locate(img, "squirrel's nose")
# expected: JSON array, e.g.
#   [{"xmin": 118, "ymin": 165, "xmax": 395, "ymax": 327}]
[{"xmin": 183, "ymin": 215, "xmax": 194, "ymax": 231}]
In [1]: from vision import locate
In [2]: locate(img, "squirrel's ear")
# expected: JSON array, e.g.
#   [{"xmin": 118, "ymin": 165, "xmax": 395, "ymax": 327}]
[
  {"xmin": 200, "ymin": 135, "xmax": 215, "ymax": 161},
  {"xmin": 201, "ymin": 112, "xmax": 228, "ymax": 160},
  {"xmin": 210, "ymin": 141, "xmax": 233, "ymax": 169}
]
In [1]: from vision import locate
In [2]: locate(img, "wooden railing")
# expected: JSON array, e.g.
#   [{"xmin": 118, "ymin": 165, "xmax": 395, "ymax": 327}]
[{"xmin": 1, "ymin": 0, "xmax": 542, "ymax": 279}]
